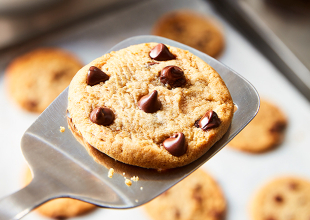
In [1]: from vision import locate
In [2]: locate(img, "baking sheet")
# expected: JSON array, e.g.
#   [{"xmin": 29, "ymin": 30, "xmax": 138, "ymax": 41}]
[{"xmin": 1, "ymin": 0, "xmax": 310, "ymax": 219}]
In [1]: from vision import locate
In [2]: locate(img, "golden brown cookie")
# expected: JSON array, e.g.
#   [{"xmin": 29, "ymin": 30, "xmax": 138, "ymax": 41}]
[
  {"xmin": 250, "ymin": 176, "xmax": 310, "ymax": 220},
  {"xmin": 6, "ymin": 48, "xmax": 83, "ymax": 113},
  {"xmin": 67, "ymin": 43, "xmax": 234, "ymax": 169},
  {"xmin": 152, "ymin": 10, "xmax": 225, "ymax": 58},
  {"xmin": 144, "ymin": 169, "xmax": 226, "ymax": 220},
  {"xmin": 229, "ymin": 99, "xmax": 287, "ymax": 153},
  {"xmin": 24, "ymin": 168, "xmax": 96, "ymax": 219}
]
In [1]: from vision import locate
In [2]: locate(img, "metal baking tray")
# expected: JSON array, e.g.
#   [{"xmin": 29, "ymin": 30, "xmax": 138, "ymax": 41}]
[
  {"xmin": 209, "ymin": 0, "xmax": 310, "ymax": 101},
  {"xmin": 0, "ymin": 0, "xmax": 310, "ymax": 220}
]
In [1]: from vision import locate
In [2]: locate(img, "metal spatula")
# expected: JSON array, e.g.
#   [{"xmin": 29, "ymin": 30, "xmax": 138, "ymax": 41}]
[{"xmin": 0, "ymin": 36, "xmax": 259, "ymax": 220}]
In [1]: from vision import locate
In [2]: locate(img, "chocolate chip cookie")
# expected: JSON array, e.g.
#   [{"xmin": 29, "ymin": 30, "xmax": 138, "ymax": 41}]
[
  {"xmin": 152, "ymin": 10, "xmax": 225, "ymax": 58},
  {"xmin": 6, "ymin": 48, "xmax": 83, "ymax": 113},
  {"xmin": 229, "ymin": 99, "xmax": 287, "ymax": 153},
  {"xmin": 251, "ymin": 176, "xmax": 310, "ymax": 220},
  {"xmin": 23, "ymin": 168, "xmax": 96, "ymax": 219},
  {"xmin": 144, "ymin": 169, "xmax": 226, "ymax": 220},
  {"xmin": 67, "ymin": 43, "xmax": 233, "ymax": 169}
]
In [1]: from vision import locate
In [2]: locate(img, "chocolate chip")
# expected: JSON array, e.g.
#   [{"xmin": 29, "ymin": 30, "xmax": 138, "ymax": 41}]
[
  {"xmin": 52, "ymin": 70, "xmax": 66, "ymax": 81},
  {"xmin": 163, "ymin": 132, "xmax": 187, "ymax": 156},
  {"xmin": 160, "ymin": 66, "xmax": 186, "ymax": 88},
  {"xmin": 195, "ymin": 111, "xmax": 220, "ymax": 131},
  {"xmin": 210, "ymin": 210, "xmax": 225, "ymax": 219},
  {"xmin": 87, "ymin": 66, "xmax": 109, "ymax": 86},
  {"xmin": 288, "ymin": 182, "xmax": 299, "ymax": 190},
  {"xmin": 270, "ymin": 121, "xmax": 286, "ymax": 133},
  {"xmin": 90, "ymin": 107, "xmax": 114, "ymax": 126},
  {"xmin": 149, "ymin": 43, "xmax": 176, "ymax": 61},
  {"xmin": 196, "ymin": 40, "xmax": 206, "ymax": 48},
  {"xmin": 26, "ymin": 100, "xmax": 38, "ymax": 109},
  {"xmin": 138, "ymin": 90, "xmax": 161, "ymax": 113},
  {"xmin": 173, "ymin": 22, "xmax": 184, "ymax": 33},
  {"xmin": 265, "ymin": 217, "xmax": 276, "ymax": 220},
  {"xmin": 274, "ymin": 195, "xmax": 284, "ymax": 203}
]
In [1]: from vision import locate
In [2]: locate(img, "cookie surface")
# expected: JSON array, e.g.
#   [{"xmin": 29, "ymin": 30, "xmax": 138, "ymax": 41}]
[
  {"xmin": 153, "ymin": 10, "xmax": 225, "ymax": 58},
  {"xmin": 144, "ymin": 169, "xmax": 226, "ymax": 220},
  {"xmin": 6, "ymin": 48, "xmax": 83, "ymax": 113},
  {"xmin": 229, "ymin": 99, "xmax": 287, "ymax": 153},
  {"xmin": 68, "ymin": 43, "xmax": 233, "ymax": 169},
  {"xmin": 251, "ymin": 176, "xmax": 310, "ymax": 220},
  {"xmin": 24, "ymin": 168, "xmax": 96, "ymax": 219}
]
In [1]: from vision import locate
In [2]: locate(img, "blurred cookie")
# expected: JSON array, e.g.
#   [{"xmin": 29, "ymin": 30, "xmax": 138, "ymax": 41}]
[
  {"xmin": 251, "ymin": 176, "xmax": 310, "ymax": 220},
  {"xmin": 152, "ymin": 10, "xmax": 225, "ymax": 58},
  {"xmin": 24, "ymin": 168, "xmax": 96, "ymax": 219},
  {"xmin": 144, "ymin": 169, "xmax": 226, "ymax": 220},
  {"xmin": 229, "ymin": 99, "xmax": 287, "ymax": 153},
  {"xmin": 6, "ymin": 48, "xmax": 83, "ymax": 113}
]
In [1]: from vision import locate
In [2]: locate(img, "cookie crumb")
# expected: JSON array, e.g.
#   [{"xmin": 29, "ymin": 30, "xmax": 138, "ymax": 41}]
[
  {"xmin": 131, "ymin": 176, "xmax": 139, "ymax": 182},
  {"xmin": 135, "ymin": 199, "xmax": 139, "ymax": 203},
  {"xmin": 140, "ymin": 187, "xmax": 143, "ymax": 190},
  {"xmin": 125, "ymin": 179, "xmax": 132, "ymax": 187},
  {"xmin": 108, "ymin": 168, "xmax": 114, "ymax": 178},
  {"xmin": 60, "ymin": 126, "xmax": 65, "ymax": 132}
]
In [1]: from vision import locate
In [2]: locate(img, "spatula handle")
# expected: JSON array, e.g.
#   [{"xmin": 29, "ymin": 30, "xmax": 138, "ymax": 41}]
[{"xmin": 0, "ymin": 177, "xmax": 58, "ymax": 220}]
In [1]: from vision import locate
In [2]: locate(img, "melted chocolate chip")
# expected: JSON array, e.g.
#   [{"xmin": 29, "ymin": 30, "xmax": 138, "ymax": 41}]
[
  {"xmin": 87, "ymin": 66, "xmax": 109, "ymax": 86},
  {"xmin": 90, "ymin": 107, "xmax": 114, "ymax": 126},
  {"xmin": 160, "ymin": 66, "xmax": 186, "ymax": 88},
  {"xmin": 270, "ymin": 121, "xmax": 286, "ymax": 133},
  {"xmin": 163, "ymin": 132, "xmax": 187, "ymax": 156},
  {"xmin": 195, "ymin": 111, "xmax": 220, "ymax": 131},
  {"xmin": 138, "ymin": 90, "xmax": 161, "ymax": 113},
  {"xmin": 274, "ymin": 195, "xmax": 284, "ymax": 203},
  {"xmin": 149, "ymin": 43, "xmax": 176, "ymax": 61}
]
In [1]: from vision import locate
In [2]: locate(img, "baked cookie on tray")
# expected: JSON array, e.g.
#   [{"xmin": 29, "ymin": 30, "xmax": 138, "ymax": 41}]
[
  {"xmin": 67, "ymin": 43, "xmax": 234, "ymax": 169},
  {"xmin": 24, "ymin": 168, "xmax": 96, "ymax": 219},
  {"xmin": 5, "ymin": 48, "xmax": 83, "ymax": 113},
  {"xmin": 144, "ymin": 169, "xmax": 226, "ymax": 220},
  {"xmin": 251, "ymin": 176, "xmax": 310, "ymax": 220},
  {"xmin": 229, "ymin": 99, "xmax": 287, "ymax": 153},
  {"xmin": 152, "ymin": 10, "xmax": 225, "ymax": 58}
]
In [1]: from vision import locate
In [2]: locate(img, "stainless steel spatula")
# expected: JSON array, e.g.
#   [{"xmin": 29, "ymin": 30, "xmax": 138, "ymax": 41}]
[{"xmin": 0, "ymin": 35, "xmax": 259, "ymax": 220}]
